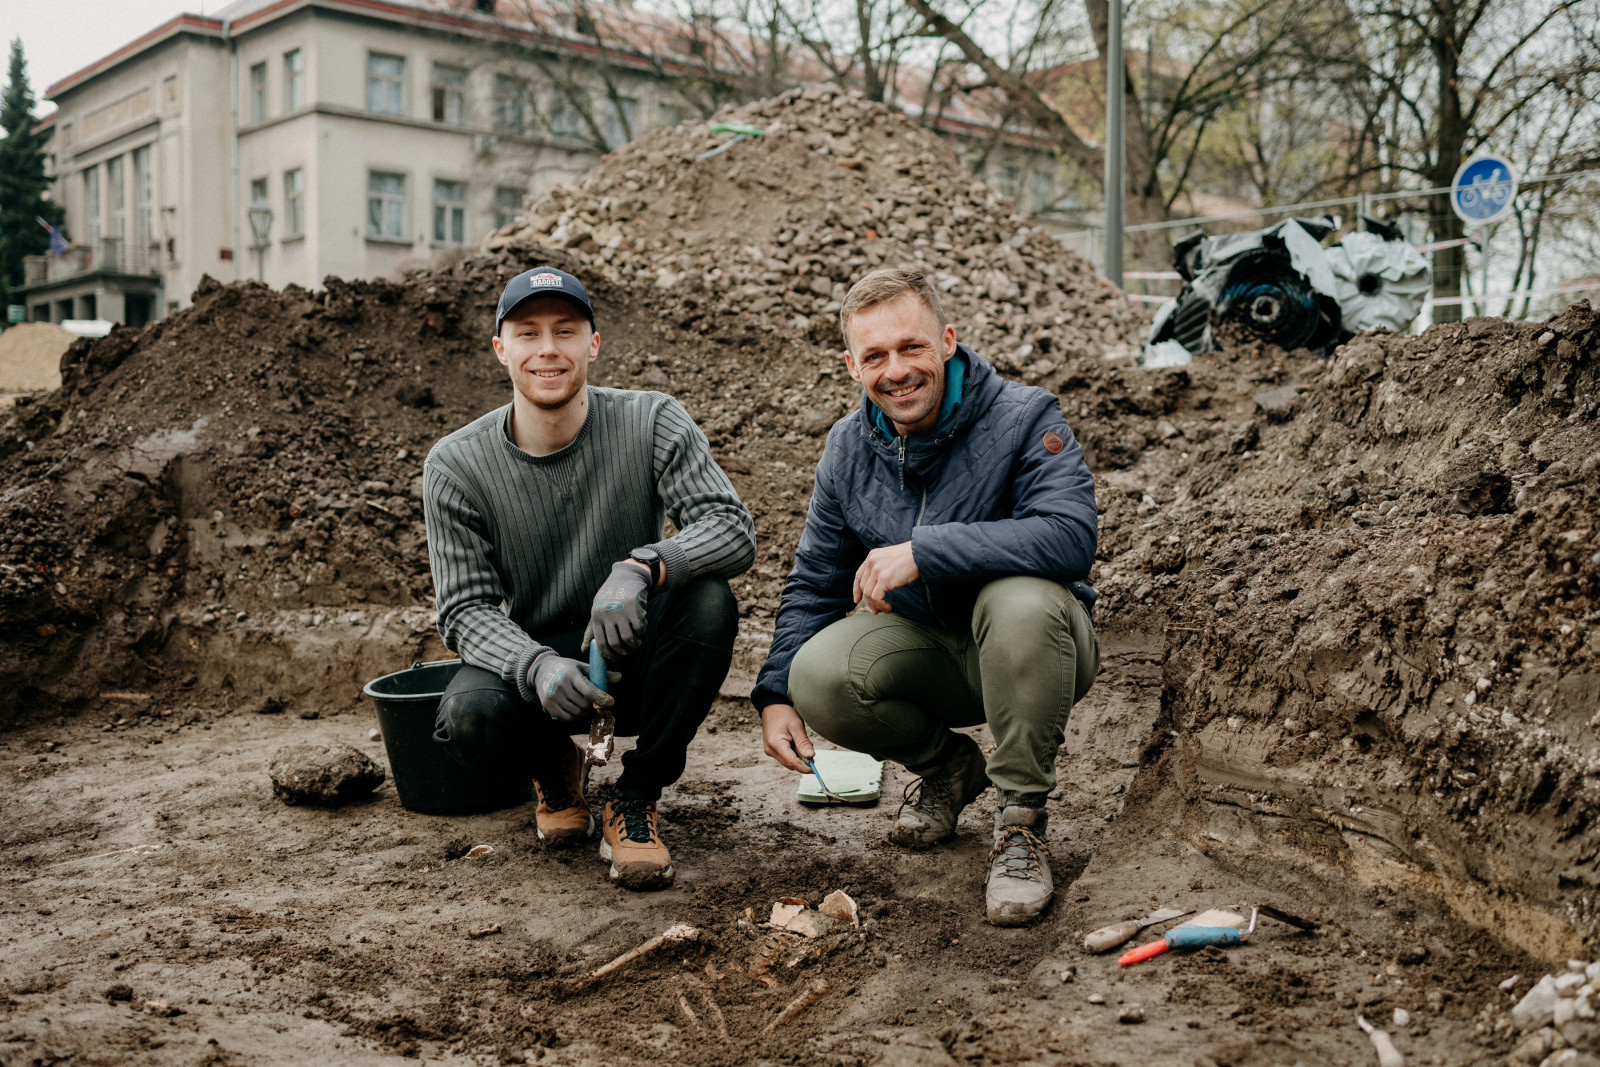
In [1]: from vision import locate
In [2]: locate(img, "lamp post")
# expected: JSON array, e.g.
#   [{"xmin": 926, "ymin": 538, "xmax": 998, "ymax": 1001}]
[
  {"xmin": 247, "ymin": 203, "xmax": 273, "ymax": 282},
  {"xmin": 1104, "ymin": 0, "xmax": 1124, "ymax": 287}
]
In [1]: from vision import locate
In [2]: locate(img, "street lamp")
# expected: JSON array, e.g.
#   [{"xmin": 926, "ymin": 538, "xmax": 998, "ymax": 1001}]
[{"xmin": 247, "ymin": 203, "xmax": 274, "ymax": 282}]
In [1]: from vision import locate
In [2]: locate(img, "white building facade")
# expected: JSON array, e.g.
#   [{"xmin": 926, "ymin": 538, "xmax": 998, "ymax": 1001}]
[{"xmin": 19, "ymin": 0, "xmax": 698, "ymax": 325}]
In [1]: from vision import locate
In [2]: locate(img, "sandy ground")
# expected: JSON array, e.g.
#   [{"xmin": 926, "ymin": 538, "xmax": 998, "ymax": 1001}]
[{"xmin": 2, "ymin": 632, "xmax": 1532, "ymax": 1067}]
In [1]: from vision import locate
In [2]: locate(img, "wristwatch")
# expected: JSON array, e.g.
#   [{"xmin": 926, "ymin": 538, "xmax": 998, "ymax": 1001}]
[{"xmin": 629, "ymin": 547, "xmax": 663, "ymax": 586}]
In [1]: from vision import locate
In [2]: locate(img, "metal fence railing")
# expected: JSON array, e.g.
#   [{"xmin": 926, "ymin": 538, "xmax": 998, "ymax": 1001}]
[
  {"xmin": 1057, "ymin": 168, "xmax": 1600, "ymax": 326},
  {"xmin": 21, "ymin": 237, "xmax": 162, "ymax": 286}
]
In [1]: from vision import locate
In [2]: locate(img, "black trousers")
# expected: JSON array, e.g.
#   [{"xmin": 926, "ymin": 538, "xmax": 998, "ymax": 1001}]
[{"xmin": 432, "ymin": 577, "xmax": 737, "ymax": 802}]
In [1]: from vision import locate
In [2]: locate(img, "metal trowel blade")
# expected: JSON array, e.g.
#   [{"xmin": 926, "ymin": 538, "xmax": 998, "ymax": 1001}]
[{"xmin": 1139, "ymin": 908, "xmax": 1190, "ymax": 928}]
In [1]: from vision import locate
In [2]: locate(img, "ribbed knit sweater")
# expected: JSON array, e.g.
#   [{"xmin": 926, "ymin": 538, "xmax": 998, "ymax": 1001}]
[{"xmin": 424, "ymin": 387, "xmax": 756, "ymax": 702}]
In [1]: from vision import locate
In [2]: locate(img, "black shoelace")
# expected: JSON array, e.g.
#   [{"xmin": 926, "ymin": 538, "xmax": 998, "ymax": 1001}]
[
  {"xmin": 537, "ymin": 775, "xmax": 577, "ymax": 813},
  {"xmin": 610, "ymin": 797, "xmax": 655, "ymax": 841}
]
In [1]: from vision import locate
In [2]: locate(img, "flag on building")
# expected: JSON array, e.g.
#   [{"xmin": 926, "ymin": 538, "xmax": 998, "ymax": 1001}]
[{"xmin": 37, "ymin": 217, "xmax": 69, "ymax": 256}]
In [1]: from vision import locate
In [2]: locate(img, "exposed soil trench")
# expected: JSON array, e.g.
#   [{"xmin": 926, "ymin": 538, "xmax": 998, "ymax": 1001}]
[{"xmin": 1, "ymin": 628, "xmax": 1540, "ymax": 1067}]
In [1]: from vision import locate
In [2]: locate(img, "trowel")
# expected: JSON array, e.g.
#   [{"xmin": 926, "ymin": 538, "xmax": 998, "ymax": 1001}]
[{"xmin": 1083, "ymin": 908, "xmax": 1192, "ymax": 953}]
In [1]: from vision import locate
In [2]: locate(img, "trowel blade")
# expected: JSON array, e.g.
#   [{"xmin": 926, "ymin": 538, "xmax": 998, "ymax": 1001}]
[{"xmin": 1138, "ymin": 908, "xmax": 1191, "ymax": 928}]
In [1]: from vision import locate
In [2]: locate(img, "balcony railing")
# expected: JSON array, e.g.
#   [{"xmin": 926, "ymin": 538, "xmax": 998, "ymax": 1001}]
[{"xmin": 22, "ymin": 237, "xmax": 161, "ymax": 285}]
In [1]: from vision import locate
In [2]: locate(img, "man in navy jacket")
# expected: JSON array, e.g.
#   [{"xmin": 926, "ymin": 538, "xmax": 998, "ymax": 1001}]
[{"xmin": 753, "ymin": 268, "xmax": 1099, "ymax": 925}]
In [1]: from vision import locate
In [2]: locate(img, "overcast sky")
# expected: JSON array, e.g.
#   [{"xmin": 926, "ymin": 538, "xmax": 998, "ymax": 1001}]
[{"xmin": 9, "ymin": 0, "xmax": 207, "ymax": 114}]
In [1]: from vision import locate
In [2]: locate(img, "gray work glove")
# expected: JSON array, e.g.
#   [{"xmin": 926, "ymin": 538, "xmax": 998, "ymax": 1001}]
[
  {"xmin": 528, "ymin": 652, "xmax": 616, "ymax": 723},
  {"xmin": 589, "ymin": 560, "xmax": 651, "ymax": 659}
]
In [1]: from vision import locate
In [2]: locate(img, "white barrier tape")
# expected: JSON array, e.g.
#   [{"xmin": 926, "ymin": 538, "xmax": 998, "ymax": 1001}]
[
  {"xmin": 1427, "ymin": 282, "xmax": 1598, "ymax": 307},
  {"xmin": 1413, "ymin": 237, "xmax": 1474, "ymax": 253},
  {"xmin": 1126, "ymin": 294, "xmax": 1174, "ymax": 303},
  {"xmin": 1123, "ymin": 271, "xmax": 1182, "ymax": 280}
]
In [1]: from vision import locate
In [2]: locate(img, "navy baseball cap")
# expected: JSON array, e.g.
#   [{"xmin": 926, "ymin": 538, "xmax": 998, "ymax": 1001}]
[{"xmin": 495, "ymin": 265, "xmax": 595, "ymax": 334}]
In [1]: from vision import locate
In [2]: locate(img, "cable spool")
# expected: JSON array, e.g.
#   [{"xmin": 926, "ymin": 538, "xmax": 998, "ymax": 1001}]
[{"xmin": 1213, "ymin": 249, "xmax": 1337, "ymax": 351}]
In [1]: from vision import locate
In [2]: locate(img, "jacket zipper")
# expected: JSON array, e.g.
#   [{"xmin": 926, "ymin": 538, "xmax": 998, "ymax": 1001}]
[
  {"xmin": 916, "ymin": 484, "xmax": 937, "ymax": 617},
  {"xmin": 897, "ymin": 436, "xmax": 907, "ymax": 490}
]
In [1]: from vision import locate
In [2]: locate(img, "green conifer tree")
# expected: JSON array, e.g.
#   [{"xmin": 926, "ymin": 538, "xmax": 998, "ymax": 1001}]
[{"xmin": 0, "ymin": 37, "xmax": 64, "ymax": 313}]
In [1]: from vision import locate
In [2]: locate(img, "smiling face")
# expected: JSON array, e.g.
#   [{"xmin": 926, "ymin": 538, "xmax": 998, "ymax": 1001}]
[
  {"xmin": 843, "ymin": 292, "xmax": 957, "ymax": 436},
  {"xmin": 492, "ymin": 295, "xmax": 599, "ymax": 411}
]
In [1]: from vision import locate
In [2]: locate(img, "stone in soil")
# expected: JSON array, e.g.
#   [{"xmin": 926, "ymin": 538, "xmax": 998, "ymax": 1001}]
[{"xmin": 267, "ymin": 742, "xmax": 385, "ymax": 806}]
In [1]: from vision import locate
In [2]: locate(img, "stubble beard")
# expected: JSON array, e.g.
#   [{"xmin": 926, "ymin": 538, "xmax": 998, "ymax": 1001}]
[
  {"xmin": 516, "ymin": 361, "xmax": 588, "ymax": 412},
  {"xmin": 877, "ymin": 374, "xmax": 942, "ymax": 430}
]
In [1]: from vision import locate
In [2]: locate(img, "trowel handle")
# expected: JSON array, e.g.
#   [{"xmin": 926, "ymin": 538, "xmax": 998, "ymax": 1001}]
[
  {"xmin": 1085, "ymin": 921, "xmax": 1141, "ymax": 953},
  {"xmin": 1118, "ymin": 940, "xmax": 1170, "ymax": 966},
  {"xmin": 588, "ymin": 642, "xmax": 607, "ymax": 693},
  {"xmin": 1165, "ymin": 926, "xmax": 1243, "ymax": 950}
]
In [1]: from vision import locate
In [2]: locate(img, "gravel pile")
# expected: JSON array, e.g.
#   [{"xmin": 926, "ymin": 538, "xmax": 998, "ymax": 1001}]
[{"xmin": 484, "ymin": 82, "xmax": 1146, "ymax": 369}]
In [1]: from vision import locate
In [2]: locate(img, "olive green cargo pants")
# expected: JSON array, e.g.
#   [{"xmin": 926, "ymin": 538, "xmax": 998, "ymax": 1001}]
[{"xmin": 788, "ymin": 576, "xmax": 1099, "ymax": 807}]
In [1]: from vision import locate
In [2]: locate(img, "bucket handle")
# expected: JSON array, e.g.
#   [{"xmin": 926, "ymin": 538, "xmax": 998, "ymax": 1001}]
[{"xmin": 411, "ymin": 657, "xmax": 464, "ymax": 671}]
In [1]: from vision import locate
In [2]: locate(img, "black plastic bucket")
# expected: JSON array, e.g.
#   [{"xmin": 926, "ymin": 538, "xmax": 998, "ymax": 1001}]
[{"xmin": 362, "ymin": 659, "xmax": 531, "ymax": 815}]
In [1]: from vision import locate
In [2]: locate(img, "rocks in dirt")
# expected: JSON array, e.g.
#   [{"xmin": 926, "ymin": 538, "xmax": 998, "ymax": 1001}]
[
  {"xmin": 267, "ymin": 743, "xmax": 385, "ymax": 806},
  {"xmin": 103, "ymin": 983, "xmax": 134, "ymax": 1002},
  {"xmin": 1118, "ymin": 1003, "xmax": 1145, "ymax": 1024},
  {"xmin": 1511, "ymin": 964, "xmax": 1600, "ymax": 1036},
  {"xmin": 484, "ymin": 82, "xmax": 1143, "ymax": 362},
  {"xmin": 247, "ymin": 696, "xmax": 286, "ymax": 715}
]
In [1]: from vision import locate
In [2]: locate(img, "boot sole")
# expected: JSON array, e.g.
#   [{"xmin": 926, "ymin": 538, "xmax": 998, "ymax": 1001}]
[
  {"xmin": 888, "ymin": 825, "xmax": 956, "ymax": 849},
  {"xmin": 987, "ymin": 897, "xmax": 1052, "ymax": 926},
  {"xmin": 598, "ymin": 839, "xmax": 675, "ymax": 890},
  {"xmin": 536, "ymin": 812, "xmax": 595, "ymax": 845}
]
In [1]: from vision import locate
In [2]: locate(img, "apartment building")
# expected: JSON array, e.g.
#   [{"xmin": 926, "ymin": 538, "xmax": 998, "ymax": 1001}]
[{"xmin": 18, "ymin": 0, "xmax": 703, "ymax": 325}]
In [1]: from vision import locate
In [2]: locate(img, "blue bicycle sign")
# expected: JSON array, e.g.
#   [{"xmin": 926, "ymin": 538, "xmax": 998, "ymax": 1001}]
[{"xmin": 1451, "ymin": 154, "xmax": 1518, "ymax": 226}]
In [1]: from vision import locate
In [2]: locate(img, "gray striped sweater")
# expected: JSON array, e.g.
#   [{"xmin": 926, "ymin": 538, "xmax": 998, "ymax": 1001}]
[{"xmin": 423, "ymin": 388, "xmax": 756, "ymax": 702}]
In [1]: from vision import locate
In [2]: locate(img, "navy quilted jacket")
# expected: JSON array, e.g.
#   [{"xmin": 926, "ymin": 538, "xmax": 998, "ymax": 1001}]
[{"xmin": 752, "ymin": 345, "xmax": 1097, "ymax": 710}]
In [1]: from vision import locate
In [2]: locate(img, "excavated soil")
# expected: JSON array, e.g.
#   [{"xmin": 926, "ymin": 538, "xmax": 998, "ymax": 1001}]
[{"xmin": 3, "ymin": 82, "xmax": 1598, "ymax": 1065}]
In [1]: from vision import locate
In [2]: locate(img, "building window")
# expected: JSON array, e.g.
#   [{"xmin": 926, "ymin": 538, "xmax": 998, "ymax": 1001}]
[
  {"xmin": 656, "ymin": 102, "xmax": 689, "ymax": 128},
  {"xmin": 604, "ymin": 95, "xmax": 635, "ymax": 149},
  {"xmin": 366, "ymin": 53, "xmax": 404, "ymax": 115},
  {"xmin": 548, "ymin": 91, "xmax": 585, "ymax": 140},
  {"xmin": 492, "ymin": 74, "xmax": 526, "ymax": 134},
  {"xmin": 107, "ymin": 155, "xmax": 127, "ymax": 240},
  {"xmin": 494, "ymin": 186, "xmax": 522, "ymax": 228},
  {"xmin": 84, "ymin": 165, "xmax": 100, "ymax": 245},
  {"xmin": 284, "ymin": 168, "xmax": 305, "ymax": 236},
  {"xmin": 432, "ymin": 180, "xmax": 466, "ymax": 243},
  {"xmin": 367, "ymin": 171, "xmax": 405, "ymax": 238},
  {"xmin": 133, "ymin": 145, "xmax": 153, "ymax": 251},
  {"xmin": 250, "ymin": 177, "xmax": 268, "ymax": 210},
  {"xmin": 432, "ymin": 64, "xmax": 466, "ymax": 125},
  {"xmin": 250, "ymin": 61, "xmax": 268, "ymax": 122},
  {"xmin": 284, "ymin": 49, "xmax": 304, "ymax": 110}
]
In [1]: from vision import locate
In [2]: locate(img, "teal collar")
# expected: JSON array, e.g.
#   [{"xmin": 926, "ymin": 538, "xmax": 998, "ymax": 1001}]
[{"xmin": 869, "ymin": 352, "xmax": 967, "ymax": 439}]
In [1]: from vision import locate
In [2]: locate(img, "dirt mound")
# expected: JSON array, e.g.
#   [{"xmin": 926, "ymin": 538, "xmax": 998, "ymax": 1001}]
[
  {"xmin": 486, "ymin": 81, "xmax": 1146, "ymax": 365},
  {"xmin": 1084, "ymin": 305, "xmax": 1600, "ymax": 956},
  {"xmin": 0, "ymin": 321, "xmax": 70, "ymax": 394}
]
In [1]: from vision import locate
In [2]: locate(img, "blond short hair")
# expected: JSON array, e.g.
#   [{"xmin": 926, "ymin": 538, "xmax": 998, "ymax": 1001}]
[{"xmin": 839, "ymin": 268, "xmax": 947, "ymax": 349}]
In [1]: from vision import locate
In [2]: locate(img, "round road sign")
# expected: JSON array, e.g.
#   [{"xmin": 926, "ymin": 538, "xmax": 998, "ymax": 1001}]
[{"xmin": 1451, "ymin": 154, "xmax": 1518, "ymax": 227}]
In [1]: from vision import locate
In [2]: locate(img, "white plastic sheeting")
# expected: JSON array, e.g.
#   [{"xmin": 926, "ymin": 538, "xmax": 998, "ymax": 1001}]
[{"xmin": 1325, "ymin": 232, "xmax": 1432, "ymax": 334}]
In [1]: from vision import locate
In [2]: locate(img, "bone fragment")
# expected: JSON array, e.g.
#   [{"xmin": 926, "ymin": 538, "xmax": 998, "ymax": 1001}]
[
  {"xmin": 818, "ymin": 890, "xmax": 859, "ymax": 927},
  {"xmin": 677, "ymin": 991, "xmax": 705, "ymax": 1035},
  {"xmin": 468, "ymin": 923, "xmax": 502, "ymax": 939},
  {"xmin": 1356, "ymin": 1015, "xmax": 1405, "ymax": 1067},
  {"xmin": 685, "ymin": 975, "xmax": 731, "ymax": 1045},
  {"xmin": 761, "ymin": 979, "xmax": 830, "ymax": 1035},
  {"xmin": 576, "ymin": 923, "xmax": 699, "ymax": 988}
]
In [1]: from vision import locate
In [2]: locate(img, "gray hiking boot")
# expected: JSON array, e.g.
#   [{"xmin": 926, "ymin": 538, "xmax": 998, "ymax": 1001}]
[
  {"xmin": 889, "ymin": 735, "xmax": 991, "ymax": 849},
  {"xmin": 986, "ymin": 805, "xmax": 1053, "ymax": 926}
]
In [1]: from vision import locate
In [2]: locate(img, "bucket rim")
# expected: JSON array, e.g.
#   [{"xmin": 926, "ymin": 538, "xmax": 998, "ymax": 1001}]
[{"xmin": 361, "ymin": 657, "xmax": 464, "ymax": 702}]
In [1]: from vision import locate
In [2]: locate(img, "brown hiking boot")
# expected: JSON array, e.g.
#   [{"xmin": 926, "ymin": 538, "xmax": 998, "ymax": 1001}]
[
  {"xmin": 533, "ymin": 740, "xmax": 593, "ymax": 845},
  {"xmin": 986, "ymin": 805, "xmax": 1053, "ymax": 926},
  {"xmin": 600, "ymin": 797, "xmax": 675, "ymax": 889},
  {"xmin": 889, "ymin": 733, "xmax": 992, "ymax": 849}
]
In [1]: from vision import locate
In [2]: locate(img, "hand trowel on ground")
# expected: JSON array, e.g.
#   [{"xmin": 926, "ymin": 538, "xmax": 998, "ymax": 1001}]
[
  {"xmin": 1083, "ymin": 907, "xmax": 1192, "ymax": 953},
  {"xmin": 796, "ymin": 749, "xmax": 884, "ymax": 805}
]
